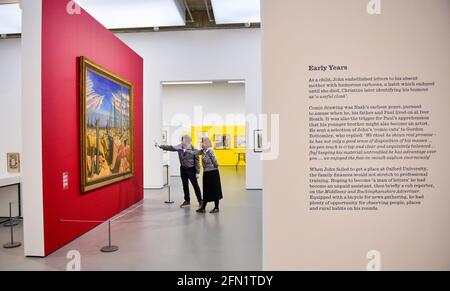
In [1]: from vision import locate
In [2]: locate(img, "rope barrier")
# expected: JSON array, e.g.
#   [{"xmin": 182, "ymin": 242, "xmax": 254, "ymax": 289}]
[
  {"xmin": 58, "ymin": 200, "xmax": 145, "ymax": 253},
  {"xmin": 59, "ymin": 200, "xmax": 145, "ymax": 224}
]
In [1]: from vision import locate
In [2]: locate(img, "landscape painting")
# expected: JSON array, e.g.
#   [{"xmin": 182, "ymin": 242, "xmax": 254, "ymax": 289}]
[{"xmin": 80, "ymin": 57, "xmax": 134, "ymax": 192}]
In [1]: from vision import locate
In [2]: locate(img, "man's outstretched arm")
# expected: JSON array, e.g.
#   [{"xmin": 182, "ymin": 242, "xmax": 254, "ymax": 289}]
[{"xmin": 155, "ymin": 141, "xmax": 180, "ymax": 152}]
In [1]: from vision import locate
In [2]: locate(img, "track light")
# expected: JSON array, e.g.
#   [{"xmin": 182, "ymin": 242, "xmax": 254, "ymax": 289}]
[{"xmin": 161, "ymin": 81, "xmax": 214, "ymax": 85}]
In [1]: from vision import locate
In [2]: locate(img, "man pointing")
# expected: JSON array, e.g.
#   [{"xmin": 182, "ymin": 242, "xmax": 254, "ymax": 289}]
[{"xmin": 156, "ymin": 135, "xmax": 202, "ymax": 208}]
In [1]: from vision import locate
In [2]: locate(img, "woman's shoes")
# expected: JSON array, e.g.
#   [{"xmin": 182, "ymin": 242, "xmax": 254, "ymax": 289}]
[
  {"xmin": 180, "ymin": 201, "xmax": 190, "ymax": 208},
  {"xmin": 196, "ymin": 208, "xmax": 220, "ymax": 214}
]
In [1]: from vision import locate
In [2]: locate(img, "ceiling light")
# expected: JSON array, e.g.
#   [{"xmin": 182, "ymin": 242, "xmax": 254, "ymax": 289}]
[
  {"xmin": 0, "ymin": 3, "xmax": 21, "ymax": 34},
  {"xmin": 211, "ymin": 0, "xmax": 260, "ymax": 25},
  {"xmin": 228, "ymin": 80, "xmax": 245, "ymax": 84},
  {"xmin": 161, "ymin": 81, "xmax": 214, "ymax": 85},
  {"xmin": 75, "ymin": 0, "xmax": 186, "ymax": 29}
]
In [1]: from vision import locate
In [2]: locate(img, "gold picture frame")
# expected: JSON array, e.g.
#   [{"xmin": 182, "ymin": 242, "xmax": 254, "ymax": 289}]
[
  {"xmin": 79, "ymin": 57, "xmax": 134, "ymax": 192},
  {"xmin": 7, "ymin": 153, "xmax": 20, "ymax": 173}
]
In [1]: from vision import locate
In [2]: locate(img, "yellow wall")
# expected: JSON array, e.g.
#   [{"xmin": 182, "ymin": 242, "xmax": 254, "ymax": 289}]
[{"xmin": 191, "ymin": 126, "xmax": 246, "ymax": 166}]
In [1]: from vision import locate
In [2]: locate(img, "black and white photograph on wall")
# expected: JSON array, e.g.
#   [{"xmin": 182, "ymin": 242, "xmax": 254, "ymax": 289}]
[{"xmin": 253, "ymin": 130, "xmax": 263, "ymax": 152}]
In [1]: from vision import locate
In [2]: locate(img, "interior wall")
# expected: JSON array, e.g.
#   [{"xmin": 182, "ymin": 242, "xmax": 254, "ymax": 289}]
[
  {"xmin": 163, "ymin": 82, "xmax": 246, "ymax": 127},
  {"xmin": 262, "ymin": 0, "xmax": 450, "ymax": 270},
  {"xmin": 0, "ymin": 38, "xmax": 22, "ymax": 217},
  {"xmin": 117, "ymin": 29, "xmax": 263, "ymax": 189},
  {"xmin": 0, "ymin": 38, "xmax": 21, "ymax": 177}
]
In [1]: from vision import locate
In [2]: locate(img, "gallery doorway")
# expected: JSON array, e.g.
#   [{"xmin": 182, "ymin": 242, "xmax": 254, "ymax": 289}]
[{"xmin": 161, "ymin": 80, "xmax": 247, "ymax": 179}]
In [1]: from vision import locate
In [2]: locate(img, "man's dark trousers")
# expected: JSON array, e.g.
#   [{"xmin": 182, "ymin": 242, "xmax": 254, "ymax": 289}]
[{"xmin": 180, "ymin": 166, "xmax": 202, "ymax": 203}]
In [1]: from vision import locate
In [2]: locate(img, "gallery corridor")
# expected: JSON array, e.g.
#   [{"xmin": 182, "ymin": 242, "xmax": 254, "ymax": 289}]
[{"xmin": 0, "ymin": 167, "xmax": 262, "ymax": 271}]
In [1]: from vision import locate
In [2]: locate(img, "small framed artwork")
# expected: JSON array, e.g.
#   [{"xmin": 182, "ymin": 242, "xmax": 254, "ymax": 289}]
[
  {"xmin": 253, "ymin": 130, "xmax": 263, "ymax": 152},
  {"xmin": 214, "ymin": 134, "xmax": 231, "ymax": 150},
  {"xmin": 235, "ymin": 135, "xmax": 246, "ymax": 149},
  {"xmin": 197, "ymin": 131, "xmax": 210, "ymax": 149},
  {"xmin": 162, "ymin": 130, "xmax": 168, "ymax": 145},
  {"xmin": 162, "ymin": 130, "xmax": 168, "ymax": 153},
  {"xmin": 7, "ymin": 153, "xmax": 20, "ymax": 173}
]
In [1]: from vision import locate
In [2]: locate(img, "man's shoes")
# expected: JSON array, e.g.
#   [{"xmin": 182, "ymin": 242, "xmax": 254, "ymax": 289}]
[
  {"xmin": 180, "ymin": 201, "xmax": 191, "ymax": 208},
  {"xmin": 196, "ymin": 208, "xmax": 206, "ymax": 213},
  {"xmin": 209, "ymin": 208, "xmax": 220, "ymax": 214},
  {"xmin": 199, "ymin": 201, "xmax": 204, "ymax": 208}
]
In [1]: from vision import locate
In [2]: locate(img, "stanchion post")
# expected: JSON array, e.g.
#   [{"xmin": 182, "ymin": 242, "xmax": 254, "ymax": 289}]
[
  {"xmin": 100, "ymin": 220, "xmax": 118, "ymax": 253},
  {"xmin": 164, "ymin": 185, "xmax": 174, "ymax": 204},
  {"xmin": 3, "ymin": 200, "xmax": 19, "ymax": 227},
  {"xmin": 3, "ymin": 202, "xmax": 21, "ymax": 249}
]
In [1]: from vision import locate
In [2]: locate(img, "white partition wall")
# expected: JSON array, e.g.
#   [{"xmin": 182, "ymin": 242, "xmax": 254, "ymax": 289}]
[
  {"xmin": 262, "ymin": 0, "xmax": 450, "ymax": 270},
  {"xmin": 0, "ymin": 38, "xmax": 22, "ymax": 217},
  {"xmin": 21, "ymin": 0, "xmax": 45, "ymax": 257},
  {"xmin": 0, "ymin": 38, "xmax": 21, "ymax": 178}
]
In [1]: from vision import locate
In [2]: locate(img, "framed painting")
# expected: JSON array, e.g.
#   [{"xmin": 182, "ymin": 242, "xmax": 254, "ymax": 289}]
[
  {"xmin": 235, "ymin": 135, "xmax": 246, "ymax": 149},
  {"xmin": 254, "ymin": 130, "xmax": 263, "ymax": 152},
  {"xmin": 214, "ymin": 134, "xmax": 231, "ymax": 150},
  {"xmin": 79, "ymin": 57, "xmax": 134, "ymax": 192},
  {"xmin": 6, "ymin": 153, "xmax": 20, "ymax": 173}
]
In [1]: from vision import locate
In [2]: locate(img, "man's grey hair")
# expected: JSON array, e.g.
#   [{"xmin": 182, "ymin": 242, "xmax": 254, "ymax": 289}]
[{"xmin": 182, "ymin": 135, "xmax": 192, "ymax": 143}]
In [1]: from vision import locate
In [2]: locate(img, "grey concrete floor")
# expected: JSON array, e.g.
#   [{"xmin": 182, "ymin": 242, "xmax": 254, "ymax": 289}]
[{"xmin": 0, "ymin": 167, "xmax": 262, "ymax": 271}]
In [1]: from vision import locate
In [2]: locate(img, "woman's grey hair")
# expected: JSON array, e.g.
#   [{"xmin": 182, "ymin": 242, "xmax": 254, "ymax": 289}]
[{"xmin": 202, "ymin": 137, "xmax": 213, "ymax": 149}]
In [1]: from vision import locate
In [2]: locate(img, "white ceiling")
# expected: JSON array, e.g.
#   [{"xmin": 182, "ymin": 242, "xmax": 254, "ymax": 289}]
[
  {"xmin": 211, "ymin": 0, "xmax": 261, "ymax": 25},
  {"xmin": 0, "ymin": 3, "xmax": 21, "ymax": 34},
  {"xmin": 0, "ymin": 0, "xmax": 261, "ymax": 34},
  {"xmin": 74, "ymin": 0, "xmax": 186, "ymax": 29}
]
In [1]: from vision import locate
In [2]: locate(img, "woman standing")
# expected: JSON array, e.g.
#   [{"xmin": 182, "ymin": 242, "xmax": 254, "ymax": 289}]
[{"xmin": 186, "ymin": 137, "xmax": 223, "ymax": 213}]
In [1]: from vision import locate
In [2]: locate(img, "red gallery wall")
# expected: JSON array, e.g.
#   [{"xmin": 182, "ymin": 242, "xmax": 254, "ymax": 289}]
[{"xmin": 41, "ymin": 0, "xmax": 144, "ymax": 255}]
